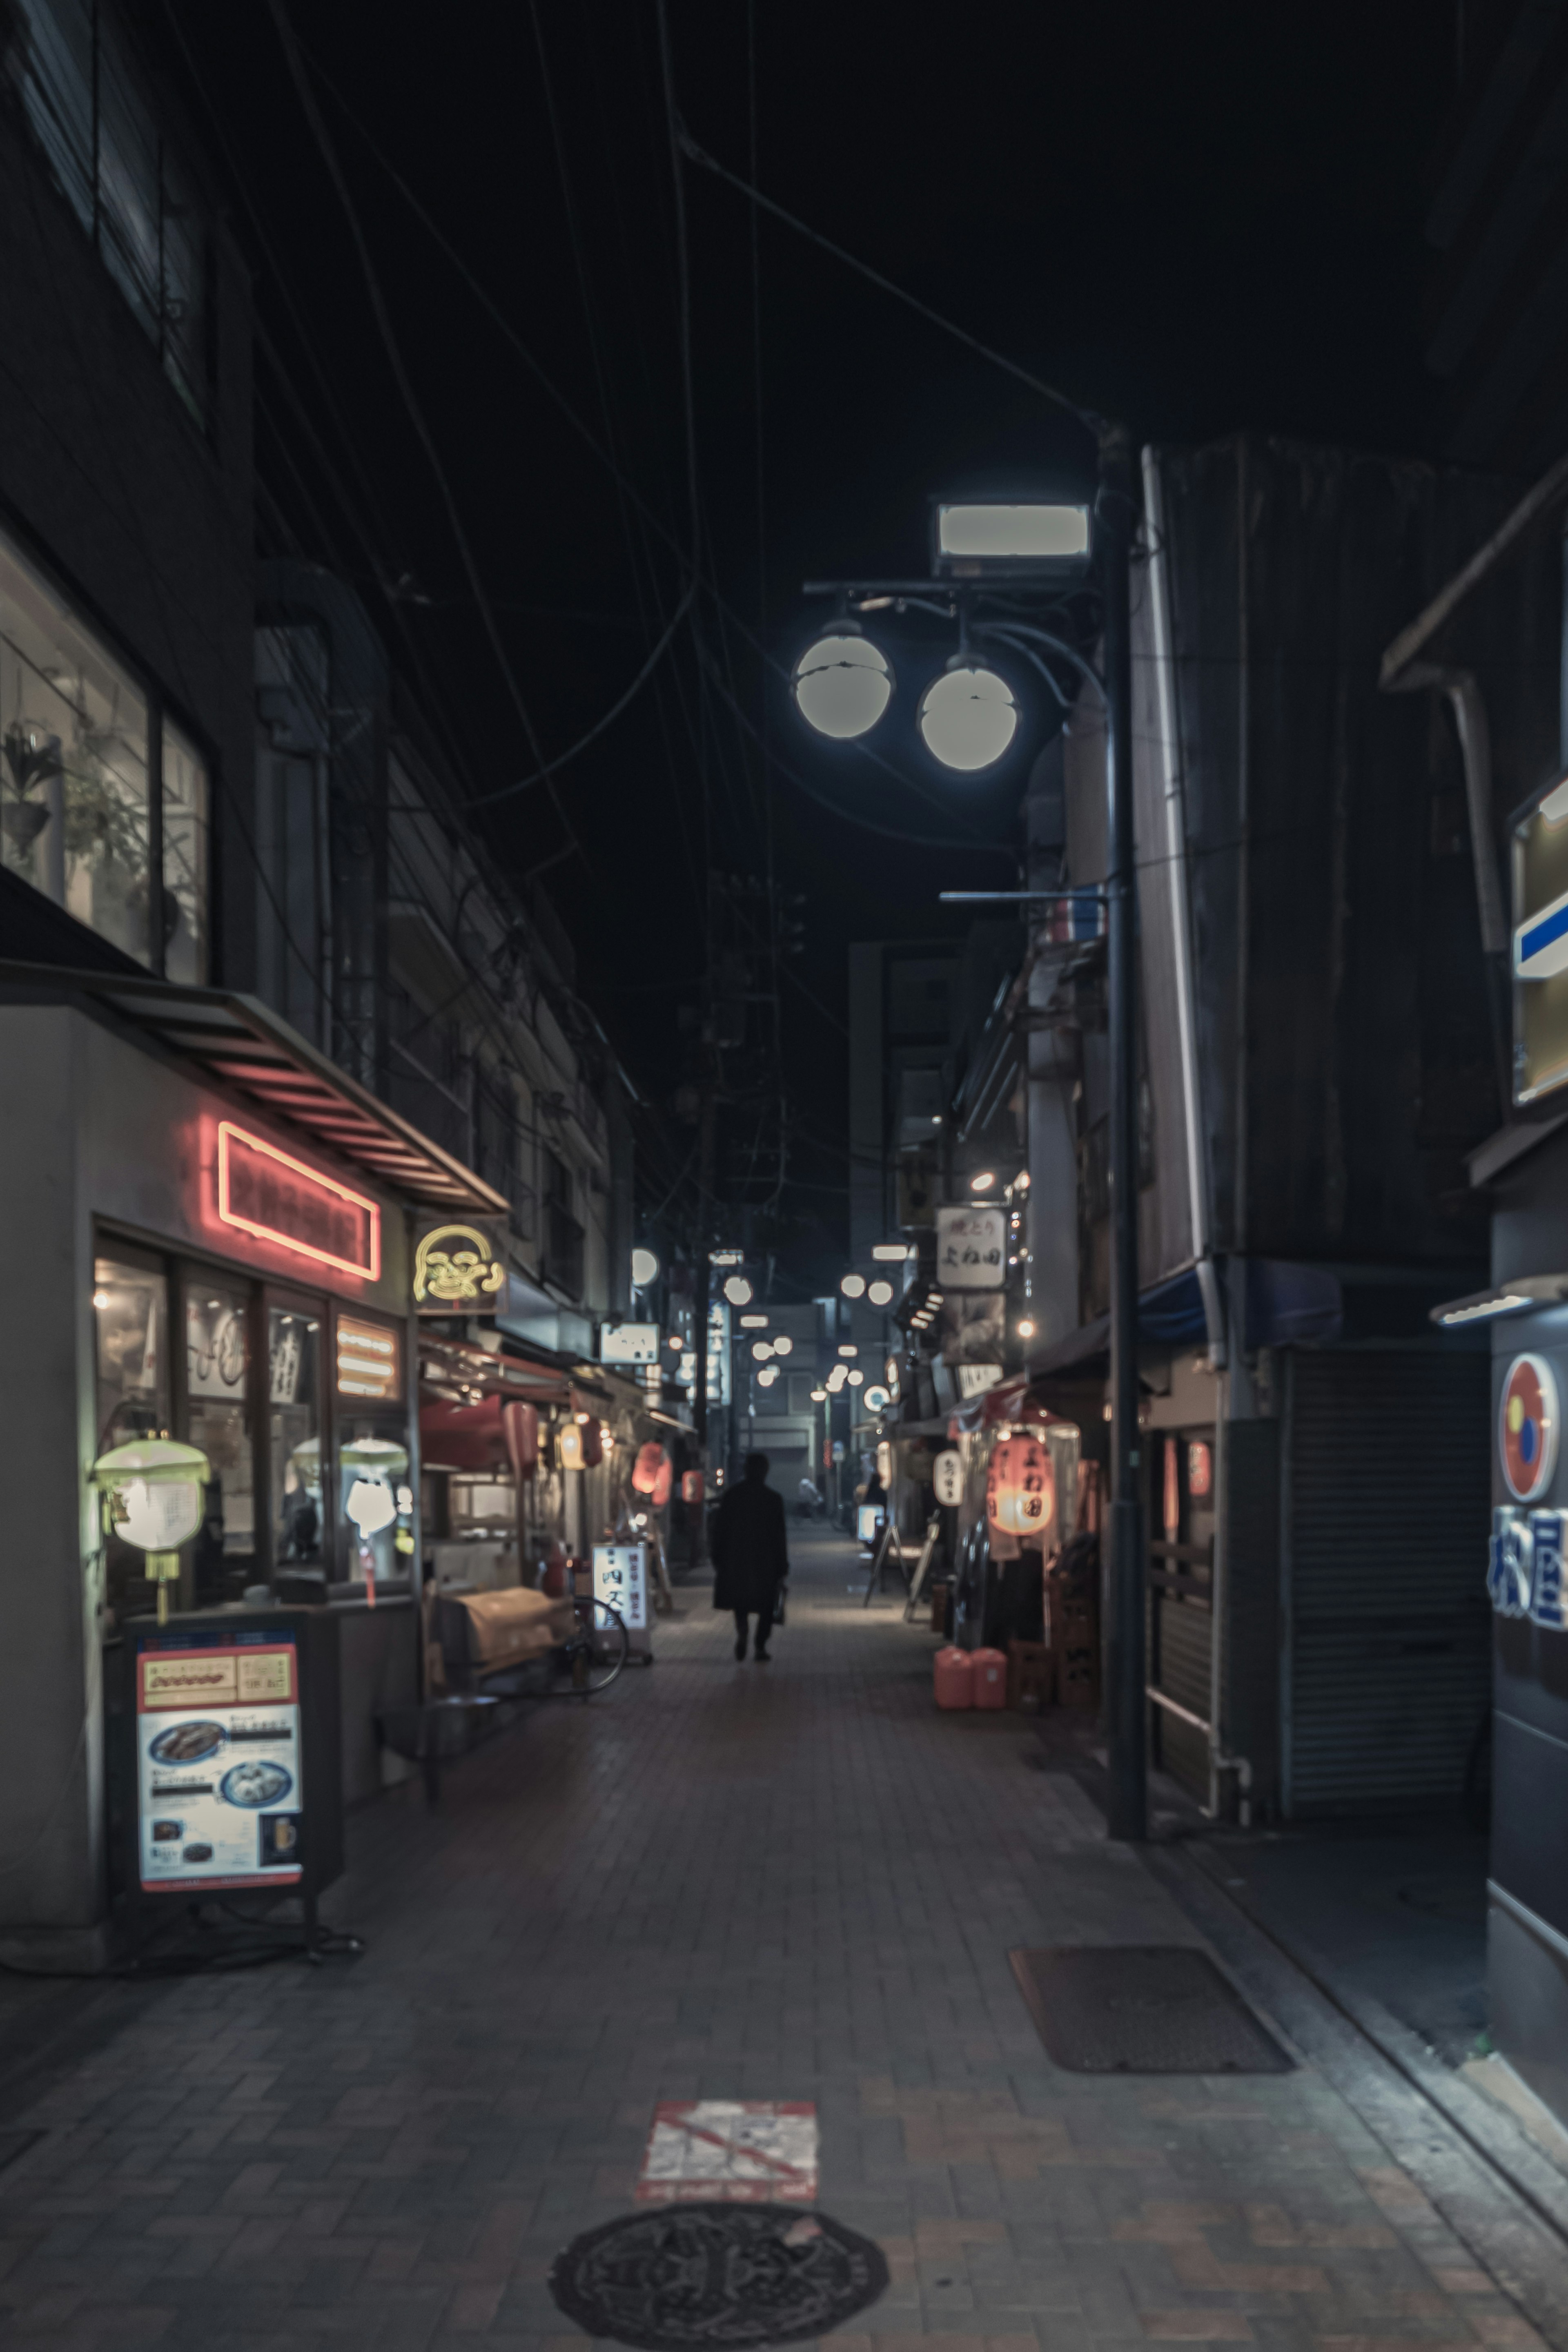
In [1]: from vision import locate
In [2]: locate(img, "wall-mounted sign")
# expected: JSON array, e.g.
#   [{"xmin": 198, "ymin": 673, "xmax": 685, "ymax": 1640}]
[
  {"xmin": 933, "ymin": 1449, "xmax": 963, "ymax": 1507},
  {"xmin": 1489, "ymin": 1506, "xmax": 1567, "ymax": 1630},
  {"xmin": 1500, "ymin": 1353, "xmax": 1559, "ymax": 1503},
  {"xmin": 136, "ymin": 1638, "xmax": 303, "ymax": 1892},
  {"xmin": 218, "ymin": 1123, "xmax": 379, "ymax": 1283},
  {"xmin": 935, "ymin": 1204, "xmax": 1006, "ymax": 1289},
  {"xmin": 602, "ymin": 1323, "xmax": 660, "ymax": 1365},
  {"xmin": 335, "ymin": 1315, "xmax": 402, "ymax": 1402},
  {"xmin": 413, "ymin": 1221, "xmax": 506, "ymax": 1309},
  {"xmin": 956, "ymin": 1360, "xmax": 1004, "ymax": 1399}
]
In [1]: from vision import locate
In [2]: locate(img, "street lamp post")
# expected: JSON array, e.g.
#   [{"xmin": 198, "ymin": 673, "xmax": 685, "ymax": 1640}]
[
  {"xmin": 1097, "ymin": 424, "xmax": 1146, "ymax": 1844},
  {"xmin": 795, "ymin": 465, "xmax": 1147, "ymax": 1841}
]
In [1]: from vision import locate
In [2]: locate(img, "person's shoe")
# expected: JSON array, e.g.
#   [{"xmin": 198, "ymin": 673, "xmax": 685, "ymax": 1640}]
[
  {"xmin": 754, "ymin": 1648, "xmax": 771, "ymax": 1663},
  {"xmin": 734, "ymin": 1636, "xmax": 747, "ymax": 1661}
]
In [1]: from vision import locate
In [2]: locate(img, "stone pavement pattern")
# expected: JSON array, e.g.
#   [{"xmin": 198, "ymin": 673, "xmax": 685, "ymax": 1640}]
[{"xmin": 0, "ymin": 1530, "xmax": 1549, "ymax": 2351}]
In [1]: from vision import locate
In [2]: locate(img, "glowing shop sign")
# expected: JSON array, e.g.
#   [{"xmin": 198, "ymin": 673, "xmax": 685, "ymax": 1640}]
[
  {"xmin": 217, "ymin": 1123, "xmax": 380, "ymax": 1282},
  {"xmin": 335, "ymin": 1315, "xmax": 401, "ymax": 1401},
  {"xmin": 412, "ymin": 1222, "xmax": 505, "ymax": 1306}
]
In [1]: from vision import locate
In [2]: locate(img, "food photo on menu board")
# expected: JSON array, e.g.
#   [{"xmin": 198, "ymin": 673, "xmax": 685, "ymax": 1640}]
[{"xmin": 136, "ymin": 1641, "xmax": 304, "ymax": 1891}]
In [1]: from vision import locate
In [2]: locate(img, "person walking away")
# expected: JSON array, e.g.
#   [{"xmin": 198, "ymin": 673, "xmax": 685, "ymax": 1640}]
[{"xmin": 711, "ymin": 1452, "xmax": 789, "ymax": 1661}]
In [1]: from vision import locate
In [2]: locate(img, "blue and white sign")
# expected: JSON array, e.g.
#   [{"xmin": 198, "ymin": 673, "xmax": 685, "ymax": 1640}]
[
  {"xmin": 1489, "ymin": 1506, "xmax": 1568, "ymax": 1630},
  {"xmin": 1515, "ymin": 887, "xmax": 1568, "ymax": 981}
]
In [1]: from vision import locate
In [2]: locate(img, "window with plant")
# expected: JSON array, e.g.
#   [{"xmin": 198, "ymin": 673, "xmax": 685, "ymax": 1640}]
[{"xmin": 0, "ymin": 525, "xmax": 207, "ymax": 976}]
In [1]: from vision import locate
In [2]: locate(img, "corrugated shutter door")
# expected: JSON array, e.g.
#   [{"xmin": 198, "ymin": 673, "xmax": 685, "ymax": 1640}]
[{"xmin": 1287, "ymin": 1350, "xmax": 1490, "ymax": 1815}]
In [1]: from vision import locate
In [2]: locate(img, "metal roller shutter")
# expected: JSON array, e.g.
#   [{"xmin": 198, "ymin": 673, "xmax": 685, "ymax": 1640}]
[{"xmin": 1285, "ymin": 1349, "xmax": 1490, "ymax": 1815}]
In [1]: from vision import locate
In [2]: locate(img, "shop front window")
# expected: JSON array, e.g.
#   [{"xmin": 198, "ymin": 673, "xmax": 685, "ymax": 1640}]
[
  {"xmin": 339, "ymin": 1431, "xmax": 413, "ymax": 1593},
  {"xmin": 333, "ymin": 1309, "xmax": 411, "ymax": 1594},
  {"xmin": 269, "ymin": 1306, "xmax": 322, "ymax": 1582},
  {"xmin": 185, "ymin": 1281, "xmax": 253, "ymax": 1607},
  {"xmin": 93, "ymin": 1253, "xmax": 169, "ymax": 1620}
]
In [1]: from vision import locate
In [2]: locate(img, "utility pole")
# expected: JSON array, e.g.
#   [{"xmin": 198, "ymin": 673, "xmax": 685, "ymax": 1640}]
[
  {"xmin": 690, "ymin": 1062, "xmax": 718, "ymax": 1565},
  {"xmin": 1100, "ymin": 420, "xmax": 1146, "ymax": 1843}
]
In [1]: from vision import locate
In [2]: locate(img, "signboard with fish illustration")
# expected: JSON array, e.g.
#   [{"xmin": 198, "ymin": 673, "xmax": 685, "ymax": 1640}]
[{"xmin": 135, "ymin": 1638, "xmax": 304, "ymax": 1891}]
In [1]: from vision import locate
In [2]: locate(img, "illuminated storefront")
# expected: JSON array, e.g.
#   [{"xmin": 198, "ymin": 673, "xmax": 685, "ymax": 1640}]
[{"xmin": 0, "ymin": 972, "xmax": 507, "ymax": 1969}]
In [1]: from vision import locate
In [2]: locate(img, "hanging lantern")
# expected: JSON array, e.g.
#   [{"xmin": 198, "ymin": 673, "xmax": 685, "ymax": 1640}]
[
  {"xmin": 558, "ymin": 1422, "xmax": 587, "ymax": 1472},
  {"xmin": 986, "ymin": 1433, "xmax": 1056, "ymax": 1542},
  {"xmin": 91, "ymin": 1436, "xmax": 211, "ymax": 1625},
  {"xmin": 633, "ymin": 1442, "xmax": 666, "ymax": 1496},
  {"xmin": 681, "ymin": 1469, "xmax": 705, "ymax": 1506},
  {"xmin": 933, "ymin": 1448, "xmax": 963, "ymax": 1508},
  {"xmin": 501, "ymin": 1400, "xmax": 539, "ymax": 1482}
]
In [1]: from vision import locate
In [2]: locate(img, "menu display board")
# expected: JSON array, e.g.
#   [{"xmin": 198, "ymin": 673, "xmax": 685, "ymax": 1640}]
[
  {"xmin": 136, "ymin": 1639, "xmax": 304, "ymax": 1892},
  {"xmin": 593, "ymin": 1543, "xmax": 649, "ymax": 1633}
]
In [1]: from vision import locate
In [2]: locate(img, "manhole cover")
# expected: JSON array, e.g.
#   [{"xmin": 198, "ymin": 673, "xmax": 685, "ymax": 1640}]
[
  {"xmin": 1010, "ymin": 1945, "xmax": 1293, "ymax": 2073},
  {"xmin": 549, "ymin": 2202, "xmax": 889, "ymax": 2350}
]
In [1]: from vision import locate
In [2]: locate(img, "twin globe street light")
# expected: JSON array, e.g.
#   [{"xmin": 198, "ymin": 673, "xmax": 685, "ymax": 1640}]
[
  {"xmin": 788, "ymin": 470, "xmax": 1150, "ymax": 1848},
  {"xmin": 790, "ymin": 501, "xmax": 1091, "ymax": 773}
]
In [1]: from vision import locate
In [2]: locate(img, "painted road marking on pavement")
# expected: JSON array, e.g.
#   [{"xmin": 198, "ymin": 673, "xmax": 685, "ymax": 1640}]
[{"xmin": 635, "ymin": 2100, "xmax": 818, "ymax": 2204}]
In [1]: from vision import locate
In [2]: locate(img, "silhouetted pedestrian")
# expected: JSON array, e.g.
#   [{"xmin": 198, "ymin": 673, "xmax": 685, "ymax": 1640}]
[{"xmin": 711, "ymin": 1452, "xmax": 789, "ymax": 1661}]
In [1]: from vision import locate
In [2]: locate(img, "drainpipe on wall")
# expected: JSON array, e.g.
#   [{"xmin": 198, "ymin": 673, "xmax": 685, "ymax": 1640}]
[{"xmin": 1142, "ymin": 448, "xmax": 1253, "ymax": 1825}]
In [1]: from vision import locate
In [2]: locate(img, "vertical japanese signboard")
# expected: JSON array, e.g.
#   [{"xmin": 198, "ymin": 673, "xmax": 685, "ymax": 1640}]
[
  {"xmin": 593, "ymin": 1543, "xmax": 650, "ymax": 1652},
  {"xmin": 135, "ymin": 1637, "xmax": 304, "ymax": 1891}
]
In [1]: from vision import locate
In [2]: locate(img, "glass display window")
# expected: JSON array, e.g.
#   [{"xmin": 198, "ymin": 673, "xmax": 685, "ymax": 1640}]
[
  {"xmin": 93, "ymin": 1251, "xmax": 169, "ymax": 1623},
  {"xmin": 339, "ymin": 1425, "xmax": 414, "ymax": 1596},
  {"xmin": 268, "ymin": 1301, "xmax": 323, "ymax": 1584},
  {"xmin": 183, "ymin": 1278, "xmax": 254, "ymax": 1607}
]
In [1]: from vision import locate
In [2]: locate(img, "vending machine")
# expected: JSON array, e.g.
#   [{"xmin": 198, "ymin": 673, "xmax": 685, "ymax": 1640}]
[{"xmin": 122, "ymin": 1607, "xmax": 343, "ymax": 1913}]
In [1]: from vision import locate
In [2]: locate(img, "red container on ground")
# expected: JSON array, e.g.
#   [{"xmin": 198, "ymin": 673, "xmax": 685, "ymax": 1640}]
[
  {"xmin": 933, "ymin": 1646, "xmax": 975, "ymax": 1710},
  {"xmin": 971, "ymin": 1647, "xmax": 1009, "ymax": 1709}
]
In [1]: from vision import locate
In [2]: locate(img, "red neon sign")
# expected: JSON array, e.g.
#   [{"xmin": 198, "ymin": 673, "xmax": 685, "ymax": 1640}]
[{"xmin": 216, "ymin": 1122, "xmax": 380, "ymax": 1282}]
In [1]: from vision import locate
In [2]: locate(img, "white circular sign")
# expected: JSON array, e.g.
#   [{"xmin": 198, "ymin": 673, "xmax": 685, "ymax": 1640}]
[
  {"xmin": 1500, "ymin": 1352, "xmax": 1561, "ymax": 1503},
  {"xmin": 933, "ymin": 1449, "xmax": 963, "ymax": 1507}
]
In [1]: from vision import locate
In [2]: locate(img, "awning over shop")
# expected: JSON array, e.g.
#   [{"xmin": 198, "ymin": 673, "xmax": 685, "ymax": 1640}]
[
  {"xmin": 0, "ymin": 963, "xmax": 507, "ymax": 1213},
  {"xmin": 1023, "ymin": 1258, "xmax": 1343, "ymax": 1378}
]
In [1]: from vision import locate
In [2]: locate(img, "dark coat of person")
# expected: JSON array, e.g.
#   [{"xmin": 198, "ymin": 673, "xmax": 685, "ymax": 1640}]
[{"xmin": 710, "ymin": 1473, "xmax": 789, "ymax": 1612}]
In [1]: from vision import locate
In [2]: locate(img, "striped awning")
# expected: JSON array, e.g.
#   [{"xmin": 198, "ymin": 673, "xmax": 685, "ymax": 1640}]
[{"xmin": 0, "ymin": 964, "xmax": 508, "ymax": 1215}]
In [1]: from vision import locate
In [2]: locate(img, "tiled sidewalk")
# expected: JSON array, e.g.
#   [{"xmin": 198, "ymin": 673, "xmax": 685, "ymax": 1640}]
[{"xmin": 0, "ymin": 1532, "xmax": 1556, "ymax": 2351}]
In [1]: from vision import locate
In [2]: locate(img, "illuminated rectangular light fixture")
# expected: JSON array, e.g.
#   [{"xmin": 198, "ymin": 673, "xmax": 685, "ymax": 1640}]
[
  {"xmin": 1431, "ymin": 1277, "xmax": 1568, "ymax": 1326},
  {"xmin": 709, "ymin": 1248, "xmax": 745, "ymax": 1266},
  {"xmin": 871, "ymin": 1243, "xmax": 911, "ymax": 1262},
  {"xmin": 739, "ymin": 1313, "xmax": 769, "ymax": 1329},
  {"xmin": 932, "ymin": 499, "xmax": 1091, "ymax": 580}
]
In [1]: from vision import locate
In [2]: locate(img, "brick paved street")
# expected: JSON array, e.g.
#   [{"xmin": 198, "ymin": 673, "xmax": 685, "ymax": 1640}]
[{"xmin": 0, "ymin": 1529, "xmax": 1562, "ymax": 2351}]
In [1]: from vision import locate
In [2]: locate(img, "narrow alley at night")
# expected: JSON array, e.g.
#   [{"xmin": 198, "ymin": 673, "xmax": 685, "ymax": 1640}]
[{"xmin": 3, "ymin": 1, "xmax": 1568, "ymax": 2347}]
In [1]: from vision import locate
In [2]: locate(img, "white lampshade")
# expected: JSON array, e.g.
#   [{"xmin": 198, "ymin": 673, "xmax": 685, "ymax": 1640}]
[
  {"xmin": 792, "ymin": 630, "xmax": 893, "ymax": 740},
  {"xmin": 918, "ymin": 662, "xmax": 1017, "ymax": 771}
]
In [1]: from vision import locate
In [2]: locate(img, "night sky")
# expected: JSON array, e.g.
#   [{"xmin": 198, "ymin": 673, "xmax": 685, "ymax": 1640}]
[{"xmin": 161, "ymin": 1, "xmax": 1450, "ymax": 1290}]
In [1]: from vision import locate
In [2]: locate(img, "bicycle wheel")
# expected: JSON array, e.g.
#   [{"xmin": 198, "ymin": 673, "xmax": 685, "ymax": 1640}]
[{"xmin": 545, "ymin": 1598, "xmax": 630, "ymax": 1697}]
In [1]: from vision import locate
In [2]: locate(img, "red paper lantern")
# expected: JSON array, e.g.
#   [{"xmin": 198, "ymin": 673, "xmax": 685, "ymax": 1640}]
[
  {"xmin": 501, "ymin": 1400, "xmax": 538, "ymax": 1483},
  {"xmin": 633, "ymin": 1442, "xmax": 666, "ymax": 1496},
  {"xmin": 682, "ymin": 1470, "xmax": 704, "ymax": 1506},
  {"xmin": 986, "ymin": 1433, "xmax": 1055, "ymax": 1542}
]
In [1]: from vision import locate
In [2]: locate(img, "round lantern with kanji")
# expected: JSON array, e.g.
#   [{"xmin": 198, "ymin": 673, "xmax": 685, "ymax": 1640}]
[{"xmin": 986, "ymin": 1433, "xmax": 1056, "ymax": 1542}]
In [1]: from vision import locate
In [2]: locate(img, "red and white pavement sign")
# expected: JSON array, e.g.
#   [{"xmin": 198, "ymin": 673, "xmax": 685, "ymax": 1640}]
[{"xmin": 635, "ymin": 2100, "xmax": 818, "ymax": 2204}]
